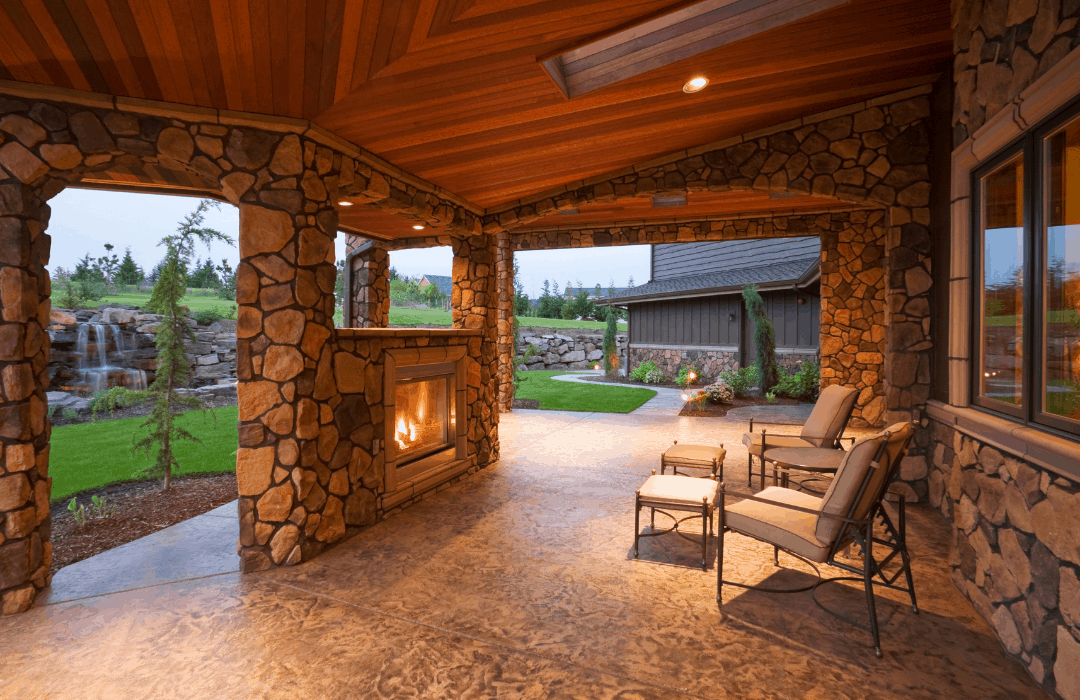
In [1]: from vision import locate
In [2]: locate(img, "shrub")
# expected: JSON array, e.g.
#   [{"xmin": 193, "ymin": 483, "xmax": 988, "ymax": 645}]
[
  {"xmin": 630, "ymin": 360, "xmax": 664, "ymax": 384},
  {"xmin": 192, "ymin": 308, "xmax": 228, "ymax": 325},
  {"xmin": 702, "ymin": 381, "xmax": 734, "ymax": 404},
  {"xmin": 719, "ymin": 365, "xmax": 761, "ymax": 397},
  {"xmin": 774, "ymin": 361, "xmax": 820, "ymax": 401},
  {"xmin": 766, "ymin": 390, "xmax": 777, "ymax": 404},
  {"xmin": 89, "ymin": 386, "xmax": 145, "ymax": 420},
  {"xmin": 675, "ymin": 365, "xmax": 702, "ymax": 388},
  {"xmin": 602, "ymin": 313, "xmax": 619, "ymax": 374}
]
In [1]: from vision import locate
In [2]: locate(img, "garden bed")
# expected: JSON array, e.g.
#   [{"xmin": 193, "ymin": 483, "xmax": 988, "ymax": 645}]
[
  {"xmin": 49, "ymin": 392, "xmax": 238, "ymax": 427},
  {"xmin": 677, "ymin": 394, "xmax": 803, "ymax": 418},
  {"xmin": 50, "ymin": 472, "xmax": 238, "ymax": 574}
]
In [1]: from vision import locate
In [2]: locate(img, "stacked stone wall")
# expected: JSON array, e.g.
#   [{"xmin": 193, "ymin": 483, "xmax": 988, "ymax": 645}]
[
  {"xmin": 952, "ymin": 0, "xmax": 1080, "ymax": 147},
  {"xmin": 628, "ymin": 347, "xmax": 740, "ymax": 383},
  {"xmin": 518, "ymin": 331, "xmax": 627, "ymax": 370},
  {"xmin": 927, "ymin": 417, "xmax": 1080, "ymax": 699},
  {"xmin": 349, "ymin": 243, "xmax": 390, "ymax": 328}
]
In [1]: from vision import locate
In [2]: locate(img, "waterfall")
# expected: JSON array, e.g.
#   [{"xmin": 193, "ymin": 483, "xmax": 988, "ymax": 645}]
[
  {"xmin": 93, "ymin": 324, "xmax": 108, "ymax": 367},
  {"xmin": 110, "ymin": 324, "xmax": 125, "ymax": 358},
  {"xmin": 73, "ymin": 321, "xmax": 146, "ymax": 395},
  {"xmin": 125, "ymin": 369, "xmax": 148, "ymax": 391},
  {"xmin": 75, "ymin": 324, "xmax": 89, "ymax": 370}
]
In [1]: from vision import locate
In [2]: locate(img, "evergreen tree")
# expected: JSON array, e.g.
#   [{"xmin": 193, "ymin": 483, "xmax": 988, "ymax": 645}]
[
  {"xmin": 135, "ymin": 200, "xmax": 231, "ymax": 490},
  {"xmin": 603, "ymin": 312, "xmax": 619, "ymax": 375},
  {"xmin": 513, "ymin": 263, "xmax": 531, "ymax": 316},
  {"xmin": 216, "ymin": 258, "xmax": 237, "ymax": 300},
  {"xmin": 97, "ymin": 243, "xmax": 120, "ymax": 282},
  {"xmin": 628, "ymin": 275, "xmax": 635, "ymax": 288},
  {"xmin": 115, "ymin": 247, "xmax": 143, "ymax": 286},
  {"xmin": 742, "ymin": 284, "xmax": 778, "ymax": 391}
]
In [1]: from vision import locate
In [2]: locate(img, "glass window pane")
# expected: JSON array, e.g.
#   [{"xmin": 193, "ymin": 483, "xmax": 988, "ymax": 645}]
[
  {"xmin": 1044, "ymin": 116, "xmax": 1080, "ymax": 421},
  {"xmin": 980, "ymin": 154, "xmax": 1025, "ymax": 406}
]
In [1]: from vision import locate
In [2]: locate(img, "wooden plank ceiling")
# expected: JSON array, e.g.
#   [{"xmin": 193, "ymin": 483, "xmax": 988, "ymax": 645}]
[{"xmin": 0, "ymin": 0, "xmax": 952, "ymax": 237}]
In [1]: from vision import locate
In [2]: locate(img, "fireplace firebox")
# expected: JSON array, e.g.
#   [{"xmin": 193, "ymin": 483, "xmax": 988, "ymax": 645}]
[{"xmin": 383, "ymin": 346, "xmax": 469, "ymax": 496}]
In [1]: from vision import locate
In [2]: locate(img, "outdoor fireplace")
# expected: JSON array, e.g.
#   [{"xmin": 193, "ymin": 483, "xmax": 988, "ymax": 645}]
[
  {"xmin": 383, "ymin": 344, "xmax": 469, "ymax": 497},
  {"xmin": 393, "ymin": 364, "xmax": 456, "ymax": 467}
]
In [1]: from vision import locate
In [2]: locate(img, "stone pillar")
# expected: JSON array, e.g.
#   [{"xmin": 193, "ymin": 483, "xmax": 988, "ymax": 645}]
[
  {"xmin": 349, "ymin": 241, "xmax": 389, "ymax": 328},
  {"xmin": 452, "ymin": 234, "xmax": 499, "ymax": 466},
  {"xmin": 495, "ymin": 231, "xmax": 514, "ymax": 412},
  {"xmin": 818, "ymin": 211, "xmax": 887, "ymax": 427},
  {"xmin": 234, "ymin": 171, "xmax": 346, "ymax": 572},
  {"xmin": 0, "ymin": 182, "xmax": 53, "ymax": 614}
]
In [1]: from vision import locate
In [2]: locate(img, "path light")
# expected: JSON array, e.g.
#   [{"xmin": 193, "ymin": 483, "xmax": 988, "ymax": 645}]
[
  {"xmin": 688, "ymin": 370, "xmax": 696, "ymax": 382},
  {"xmin": 681, "ymin": 392, "xmax": 689, "ymax": 402},
  {"xmin": 593, "ymin": 363, "xmax": 601, "ymax": 370},
  {"xmin": 682, "ymin": 77, "xmax": 709, "ymax": 93}
]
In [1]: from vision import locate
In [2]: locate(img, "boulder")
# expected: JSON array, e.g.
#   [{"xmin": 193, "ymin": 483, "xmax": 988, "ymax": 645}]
[
  {"xmin": 197, "ymin": 353, "xmax": 220, "ymax": 366},
  {"xmin": 562, "ymin": 350, "xmax": 586, "ymax": 363},
  {"xmin": 50, "ymin": 308, "xmax": 76, "ymax": 326},
  {"xmin": 586, "ymin": 350, "xmax": 603, "ymax": 361},
  {"xmin": 100, "ymin": 308, "xmax": 138, "ymax": 324}
]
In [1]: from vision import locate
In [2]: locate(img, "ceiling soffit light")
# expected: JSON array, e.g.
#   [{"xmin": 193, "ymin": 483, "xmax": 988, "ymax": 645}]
[
  {"xmin": 412, "ymin": 225, "xmax": 424, "ymax": 230},
  {"xmin": 682, "ymin": 77, "xmax": 708, "ymax": 93},
  {"xmin": 338, "ymin": 200, "xmax": 353, "ymax": 206}
]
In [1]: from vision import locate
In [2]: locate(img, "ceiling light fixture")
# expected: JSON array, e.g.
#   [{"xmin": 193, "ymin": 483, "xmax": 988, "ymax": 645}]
[
  {"xmin": 682, "ymin": 77, "xmax": 708, "ymax": 93},
  {"xmin": 412, "ymin": 225, "xmax": 424, "ymax": 230},
  {"xmin": 338, "ymin": 200, "xmax": 353, "ymax": 206}
]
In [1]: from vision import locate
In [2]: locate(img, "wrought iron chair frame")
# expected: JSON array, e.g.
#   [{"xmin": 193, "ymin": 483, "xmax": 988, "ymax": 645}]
[
  {"xmin": 634, "ymin": 471, "xmax": 718, "ymax": 571},
  {"xmin": 718, "ymin": 428, "xmax": 918, "ymax": 657}
]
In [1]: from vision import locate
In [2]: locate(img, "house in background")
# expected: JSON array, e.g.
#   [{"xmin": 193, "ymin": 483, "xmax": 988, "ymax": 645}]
[
  {"xmin": 418, "ymin": 274, "xmax": 453, "ymax": 298},
  {"xmin": 562, "ymin": 285, "xmax": 631, "ymax": 299},
  {"xmin": 597, "ymin": 237, "xmax": 820, "ymax": 382}
]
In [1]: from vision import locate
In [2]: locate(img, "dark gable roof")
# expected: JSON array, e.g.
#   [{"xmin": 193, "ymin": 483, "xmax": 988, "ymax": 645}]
[
  {"xmin": 596, "ymin": 257, "xmax": 819, "ymax": 305},
  {"xmin": 423, "ymin": 274, "xmax": 453, "ymax": 296}
]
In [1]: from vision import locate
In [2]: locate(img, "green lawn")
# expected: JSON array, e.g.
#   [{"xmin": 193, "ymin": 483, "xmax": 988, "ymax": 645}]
[
  {"xmin": 389, "ymin": 306, "xmax": 627, "ymax": 330},
  {"xmin": 515, "ymin": 371, "xmax": 655, "ymax": 413},
  {"xmin": 94, "ymin": 291, "xmax": 237, "ymax": 314},
  {"xmin": 50, "ymin": 406, "xmax": 239, "ymax": 502}
]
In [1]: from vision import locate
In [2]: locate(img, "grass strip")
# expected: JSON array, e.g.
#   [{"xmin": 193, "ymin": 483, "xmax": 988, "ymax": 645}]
[{"xmin": 515, "ymin": 371, "xmax": 655, "ymax": 413}]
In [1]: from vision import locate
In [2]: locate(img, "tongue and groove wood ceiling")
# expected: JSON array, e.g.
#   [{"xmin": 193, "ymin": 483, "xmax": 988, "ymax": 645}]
[{"xmin": 0, "ymin": 0, "xmax": 951, "ymax": 224}]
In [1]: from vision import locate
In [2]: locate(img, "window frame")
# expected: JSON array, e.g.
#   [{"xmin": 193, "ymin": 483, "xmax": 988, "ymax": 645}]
[{"xmin": 971, "ymin": 95, "xmax": 1080, "ymax": 437}]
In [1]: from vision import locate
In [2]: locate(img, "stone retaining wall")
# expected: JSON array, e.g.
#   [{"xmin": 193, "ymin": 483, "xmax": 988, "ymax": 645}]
[
  {"xmin": 517, "ymin": 330, "xmax": 627, "ymax": 371},
  {"xmin": 927, "ymin": 415, "xmax": 1080, "ymax": 699},
  {"xmin": 628, "ymin": 346, "xmax": 739, "ymax": 382}
]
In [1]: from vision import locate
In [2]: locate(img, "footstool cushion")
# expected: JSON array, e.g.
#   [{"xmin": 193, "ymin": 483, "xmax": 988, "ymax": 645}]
[
  {"xmin": 661, "ymin": 443, "xmax": 726, "ymax": 478},
  {"xmin": 638, "ymin": 474, "xmax": 720, "ymax": 509}
]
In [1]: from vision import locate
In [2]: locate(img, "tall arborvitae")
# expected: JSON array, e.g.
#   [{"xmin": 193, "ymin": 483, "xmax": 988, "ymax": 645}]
[{"xmin": 742, "ymin": 284, "xmax": 778, "ymax": 391}]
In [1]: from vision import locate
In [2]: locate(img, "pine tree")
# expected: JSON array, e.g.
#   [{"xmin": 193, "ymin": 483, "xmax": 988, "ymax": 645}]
[
  {"xmin": 742, "ymin": 284, "xmax": 778, "ymax": 391},
  {"xmin": 97, "ymin": 243, "xmax": 120, "ymax": 282},
  {"xmin": 116, "ymin": 247, "xmax": 142, "ymax": 286},
  {"xmin": 134, "ymin": 200, "xmax": 232, "ymax": 490},
  {"xmin": 603, "ymin": 311, "xmax": 619, "ymax": 375}
]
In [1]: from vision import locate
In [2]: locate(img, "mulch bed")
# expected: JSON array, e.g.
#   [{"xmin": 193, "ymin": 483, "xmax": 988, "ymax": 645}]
[
  {"xmin": 513, "ymin": 398, "xmax": 541, "ymax": 409},
  {"xmin": 50, "ymin": 473, "xmax": 238, "ymax": 575},
  {"xmin": 678, "ymin": 395, "xmax": 803, "ymax": 418}
]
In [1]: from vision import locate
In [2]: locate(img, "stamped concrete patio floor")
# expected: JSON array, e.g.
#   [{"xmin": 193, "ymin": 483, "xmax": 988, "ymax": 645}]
[{"xmin": 2, "ymin": 409, "xmax": 1046, "ymax": 699}]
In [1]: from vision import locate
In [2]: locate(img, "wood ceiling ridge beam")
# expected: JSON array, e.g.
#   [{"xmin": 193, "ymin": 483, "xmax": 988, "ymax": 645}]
[
  {"xmin": 0, "ymin": 78, "xmax": 486, "ymax": 217},
  {"xmin": 517, "ymin": 204, "xmax": 873, "ymax": 233}
]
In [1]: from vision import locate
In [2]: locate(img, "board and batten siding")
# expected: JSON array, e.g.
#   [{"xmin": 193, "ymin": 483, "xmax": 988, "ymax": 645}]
[
  {"xmin": 629, "ymin": 290, "xmax": 818, "ymax": 348},
  {"xmin": 652, "ymin": 237, "xmax": 820, "ymax": 281}
]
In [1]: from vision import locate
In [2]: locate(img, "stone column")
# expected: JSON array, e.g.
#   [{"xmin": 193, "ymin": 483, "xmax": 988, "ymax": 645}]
[
  {"xmin": 349, "ymin": 241, "xmax": 389, "ymax": 328},
  {"xmin": 234, "ymin": 165, "xmax": 347, "ymax": 571},
  {"xmin": 452, "ymin": 234, "xmax": 499, "ymax": 466},
  {"xmin": 0, "ymin": 182, "xmax": 53, "ymax": 614},
  {"xmin": 818, "ymin": 211, "xmax": 887, "ymax": 427},
  {"xmin": 495, "ymin": 231, "xmax": 514, "ymax": 412}
]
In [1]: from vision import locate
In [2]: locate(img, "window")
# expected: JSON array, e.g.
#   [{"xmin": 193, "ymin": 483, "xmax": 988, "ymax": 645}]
[{"xmin": 974, "ymin": 100, "xmax": 1080, "ymax": 435}]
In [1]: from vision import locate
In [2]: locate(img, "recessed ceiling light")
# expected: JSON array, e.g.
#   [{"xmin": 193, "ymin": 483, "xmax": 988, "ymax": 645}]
[
  {"xmin": 412, "ymin": 225, "xmax": 424, "ymax": 230},
  {"xmin": 338, "ymin": 200, "xmax": 353, "ymax": 206},
  {"xmin": 682, "ymin": 77, "xmax": 708, "ymax": 93}
]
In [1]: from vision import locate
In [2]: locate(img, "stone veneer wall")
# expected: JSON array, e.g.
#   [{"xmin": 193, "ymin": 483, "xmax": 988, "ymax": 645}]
[
  {"xmin": 520, "ymin": 331, "xmax": 627, "ymax": 370},
  {"xmin": 349, "ymin": 242, "xmax": 390, "ymax": 328},
  {"xmin": 926, "ymin": 413, "xmax": 1080, "ymax": 699},
  {"xmin": 952, "ymin": 0, "xmax": 1080, "ymax": 147},
  {"xmin": 0, "ymin": 84, "xmax": 499, "ymax": 612},
  {"xmin": 628, "ymin": 346, "xmax": 740, "ymax": 383}
]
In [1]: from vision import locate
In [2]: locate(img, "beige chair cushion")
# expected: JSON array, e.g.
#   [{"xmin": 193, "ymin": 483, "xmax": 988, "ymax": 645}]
[
  {"xmin": 800, "ymin": 385, "xmax": 859, "ymax": 448},
  {"xmin": 663, "ymin": 444, "xmax": 727, "ymax": 466},
  {"xmin": 725, "ymin": 486, "xmax": 831, "ymax": 563},
  {"xmin": 850, "ymin": 422, "xmax": 913, "ymax": 521},
  {"xmin": 814, "ymin": 434, "xmax": 886, "ymax": 544},
  {"xmin": 638, "ymin": 474, "xmax": 719, "ymax": 509},
  {"xmin": 741, "ymin": 432, "xmax": 816, "ymax": 457}
]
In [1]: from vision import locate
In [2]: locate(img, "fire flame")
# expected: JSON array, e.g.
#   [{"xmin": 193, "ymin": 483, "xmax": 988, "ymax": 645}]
[{"xmin": 395, "ymin": 386, "xmax": 428, "ymax": 450}]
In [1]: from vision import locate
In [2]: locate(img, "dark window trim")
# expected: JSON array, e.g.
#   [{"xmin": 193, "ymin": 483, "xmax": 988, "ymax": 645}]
[{"xmin": 970, "ymin": 95, "xmax": 1080, "ymax": 439}]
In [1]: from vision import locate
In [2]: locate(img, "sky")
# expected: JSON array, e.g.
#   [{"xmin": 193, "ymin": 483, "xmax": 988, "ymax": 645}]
[{"xmin": 46, "ymin": 189, "xmax": 651, "ymax": 297}]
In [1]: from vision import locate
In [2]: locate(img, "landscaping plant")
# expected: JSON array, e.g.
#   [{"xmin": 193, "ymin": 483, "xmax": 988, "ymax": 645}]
[
  {"xmin": 135, "ymin": 200, "xmax": 230, "ymax": 491},
  {"xmin": 676, "ymin": 365, "xmax": 702, "ymax": 388},
  {"xmin": 774, "ymin": 361, "xmax": 821, "ymax": 401},
  {"xmin": 719, "ymin": 365, "xmax": 761, "ymax": 398},
  {"xmin": 630, "ymin": 360, "xmax": 664, "ymax": 384},
  {"xmin": 701, "ymin": 380, "xmax": 734, "ymax": 404},
  {"xmin": 67, "ymin": 494, "xmax": 117, "ymax": 526},
  {"xmin": 602, "ymin": 312, "xmax": 619, "ymax": 375},
  {"xmin": 742, "ymin": 285, "xmax": 778, "ymax": 391}
]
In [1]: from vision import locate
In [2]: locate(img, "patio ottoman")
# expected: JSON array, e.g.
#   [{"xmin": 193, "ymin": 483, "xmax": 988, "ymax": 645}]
[
  {"xmin": 661, "ymin": 441, "xmax": 726, "ymax": 479},
  {"xmin": 634, "ymin": 472, "xmax": 720, "ymax": 570}
]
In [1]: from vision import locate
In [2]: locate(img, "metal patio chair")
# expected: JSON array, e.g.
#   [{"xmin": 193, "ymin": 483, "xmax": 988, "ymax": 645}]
[
  {"xmin": 717, "ymin": 422, "xmax": 917, "ymax": 657},
  {"xmin": 741, "ymin": 384, "xmax": 858, "ymax": 489}
]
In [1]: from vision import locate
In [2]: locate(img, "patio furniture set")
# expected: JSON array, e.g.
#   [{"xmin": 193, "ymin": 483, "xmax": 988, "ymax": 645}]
[{"xmin": 633, "ymin": 385, "xmax": 918, "ymax": 657}]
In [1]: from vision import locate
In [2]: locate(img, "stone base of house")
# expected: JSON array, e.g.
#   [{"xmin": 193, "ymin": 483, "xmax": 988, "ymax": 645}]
[
  {"xmin": 925, "ymin": 402, "xmax": 1080, "ymax": 699},
  {"xmin": 628, "ymin": 345, "xmax": 740, "ymax": 383},
  {"xmin": 628, "ymin": 345, "xmax": 818, "ymax": 384}
]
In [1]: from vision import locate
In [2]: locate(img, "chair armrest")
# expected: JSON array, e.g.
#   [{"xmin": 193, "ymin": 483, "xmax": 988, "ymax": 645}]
[{"xmin": 717, "ymin": 485, "xmax": 872, "ymax": 526}]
